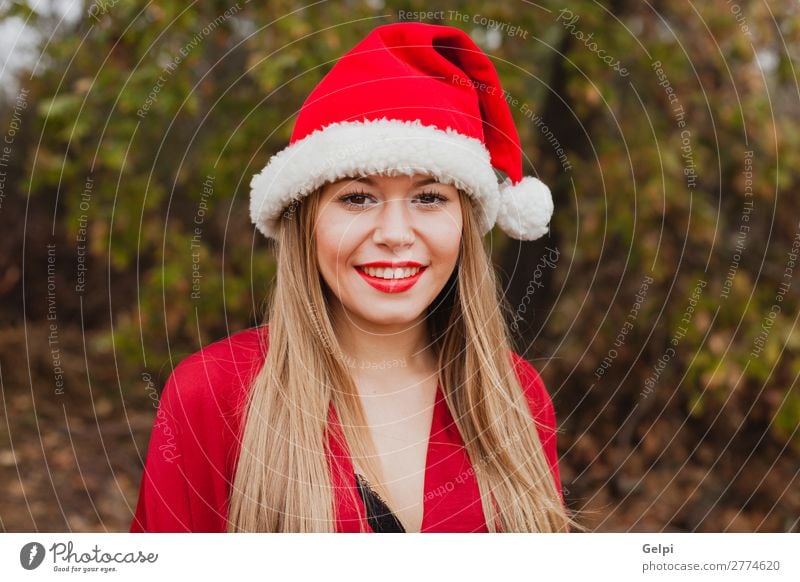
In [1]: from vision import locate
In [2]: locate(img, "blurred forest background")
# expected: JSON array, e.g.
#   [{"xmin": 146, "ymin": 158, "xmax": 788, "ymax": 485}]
[{"xmin": 0, "ymin": 0, "xmax": 798, "ymax": 532}]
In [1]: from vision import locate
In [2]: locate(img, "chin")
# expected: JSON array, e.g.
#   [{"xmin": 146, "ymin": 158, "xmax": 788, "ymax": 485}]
[{"xmin": 352, "ymin": 306, "xmax": 427, "ymax": 326}]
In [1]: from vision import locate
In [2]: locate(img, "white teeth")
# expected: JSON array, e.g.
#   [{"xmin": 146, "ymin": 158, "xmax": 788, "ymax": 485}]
[{"xmin": 361, "ymin": 266, "xmax": 422, "ymax": 279}]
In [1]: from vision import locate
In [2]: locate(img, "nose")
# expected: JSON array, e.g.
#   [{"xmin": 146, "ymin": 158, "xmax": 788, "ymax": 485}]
[{"xmin": 372, "ymin": 197, "xmax": 415, "ymax": 248}]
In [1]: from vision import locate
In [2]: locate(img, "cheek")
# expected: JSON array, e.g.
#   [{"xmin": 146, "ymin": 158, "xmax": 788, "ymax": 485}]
[
  {"xmin": 314, "ymin": 209, "xmax": 362, "ymax": 281},
  {"xmin": 316, "ymin": 200, "xmax": 364, "ymax": 242},
  {"xmin": 430, "ymin": 234, "xmax": 461, "ymax": 267},
  {"xmin": 425, "ymin": 209, "xmax": 462, "ymax": 262}
]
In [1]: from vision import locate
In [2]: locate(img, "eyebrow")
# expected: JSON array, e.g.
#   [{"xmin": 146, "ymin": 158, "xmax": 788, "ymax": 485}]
[{"xmin": 349, "ymin": 176, "xmax": 440, "ymax": 187}]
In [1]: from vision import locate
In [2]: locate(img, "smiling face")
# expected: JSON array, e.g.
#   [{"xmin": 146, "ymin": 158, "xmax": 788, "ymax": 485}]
[{"xmin": 314, "ymin": 172, "xmax": 463, "ymax": 329}]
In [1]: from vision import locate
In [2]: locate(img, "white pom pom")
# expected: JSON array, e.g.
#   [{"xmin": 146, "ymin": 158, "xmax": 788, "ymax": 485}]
[{"xmin": 495, "ymin": 176, "xmax": 554, "ymax": 241}]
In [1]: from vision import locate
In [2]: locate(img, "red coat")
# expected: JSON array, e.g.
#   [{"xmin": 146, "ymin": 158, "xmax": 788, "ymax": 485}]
[{"xmin": 129, "ymin": 325, "xmax": 563, "ymax": 532}]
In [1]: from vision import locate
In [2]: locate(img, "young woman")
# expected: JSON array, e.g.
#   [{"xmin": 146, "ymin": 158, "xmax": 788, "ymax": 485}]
[{"xmin": 130, "ymin": 22, "xmax": 579, "ymax": 533}]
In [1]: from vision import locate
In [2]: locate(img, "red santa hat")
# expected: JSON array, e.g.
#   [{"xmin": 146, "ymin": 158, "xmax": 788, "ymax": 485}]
[{"xmin": 250, "ymin": 22, "xmax": 554, "ymax": 241}]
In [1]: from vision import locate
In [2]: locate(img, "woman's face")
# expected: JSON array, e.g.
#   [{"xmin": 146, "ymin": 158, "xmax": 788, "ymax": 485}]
[{"xmin": 314, "ymin": 172, "xmax": 463, "ymax": 328}]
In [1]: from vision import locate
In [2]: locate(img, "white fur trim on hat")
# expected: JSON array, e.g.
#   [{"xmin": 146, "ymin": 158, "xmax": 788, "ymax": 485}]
[
  {"xmin": 249, "ymin": 117, "xmax": 501, "ymax": 239},
  {"xmin": 495, "ymin": 176, "xmax": 554, "ymax": 241}
]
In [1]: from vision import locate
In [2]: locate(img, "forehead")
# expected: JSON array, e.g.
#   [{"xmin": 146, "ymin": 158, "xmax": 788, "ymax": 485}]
[{"xmin": 325, "ymin": 172, "xmax": 448, "ymax": 189}]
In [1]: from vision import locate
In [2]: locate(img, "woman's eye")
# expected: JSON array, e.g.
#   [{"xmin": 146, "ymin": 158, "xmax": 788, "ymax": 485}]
[
  {"xmin": 338, "ymin": 191, "xmax": 374, "ymax": 208},
  {"xmin": 415, "ymin": 191, "xmax": 448, "ymax": 206}
]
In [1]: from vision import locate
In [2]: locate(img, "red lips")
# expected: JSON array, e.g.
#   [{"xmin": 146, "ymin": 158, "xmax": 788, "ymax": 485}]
[
  {"xmin": 355, "ymin": 263, "xmax": 428, "ymax": 293},
  {"xmin": 356, "ymin": 260, "xmax": 425, "ymax": 269}
]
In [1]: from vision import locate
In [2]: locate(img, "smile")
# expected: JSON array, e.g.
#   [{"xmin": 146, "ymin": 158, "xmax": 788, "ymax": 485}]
[
  {"xmin": 358, "ymin": 266, "xmax": 422, "ymax": 279},
  {"xmin": 354, "ymin": 265, "xmax": 427, "ymax": 293}
]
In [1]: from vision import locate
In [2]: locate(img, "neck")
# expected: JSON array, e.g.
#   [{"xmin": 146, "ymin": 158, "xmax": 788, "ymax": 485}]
[{"xmin": 330, "ymin": 303, "xmax": 436, "ymax": 381}]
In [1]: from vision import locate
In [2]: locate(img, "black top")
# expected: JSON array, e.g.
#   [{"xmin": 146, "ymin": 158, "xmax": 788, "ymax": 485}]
[{"xmin": 354, "ymin": 473, "xmax": 406, "ymax": 533}]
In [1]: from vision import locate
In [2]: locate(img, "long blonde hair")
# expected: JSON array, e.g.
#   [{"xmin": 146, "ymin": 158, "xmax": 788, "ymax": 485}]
[{"xmin": 227, "ymin": 182, "xmax": 581, "ymax": 532}]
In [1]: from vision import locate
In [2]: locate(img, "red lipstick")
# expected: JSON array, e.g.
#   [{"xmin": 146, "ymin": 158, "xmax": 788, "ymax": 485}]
[
  {"xmin": 355, "ymin": 261, "xmax": 428, "ymax": 293},
  {"xmin": 357, "ymin": 261, "xmax": 424, "ymax": 268}
]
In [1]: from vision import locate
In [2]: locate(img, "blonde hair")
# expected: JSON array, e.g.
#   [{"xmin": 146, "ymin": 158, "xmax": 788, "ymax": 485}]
[{"xmin": 227, "ymin": 182, "xmax": 582, "ymax": 532}]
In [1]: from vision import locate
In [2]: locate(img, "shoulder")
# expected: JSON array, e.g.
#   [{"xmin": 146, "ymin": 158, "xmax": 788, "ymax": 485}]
[
  {"xmin": 159, "ymin": 325, "xmax": 270, "ymax": 426},
  {"xmin": 168, "ymin": 325, "xmax": 269, "ymax": 386},
  {"xmin": 132, "ymin": 326, "xmax": 270, "ymax": 533},
  {"xmin": 508, "ymin": 350, "xmax": 556, "ymax": 425}
]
